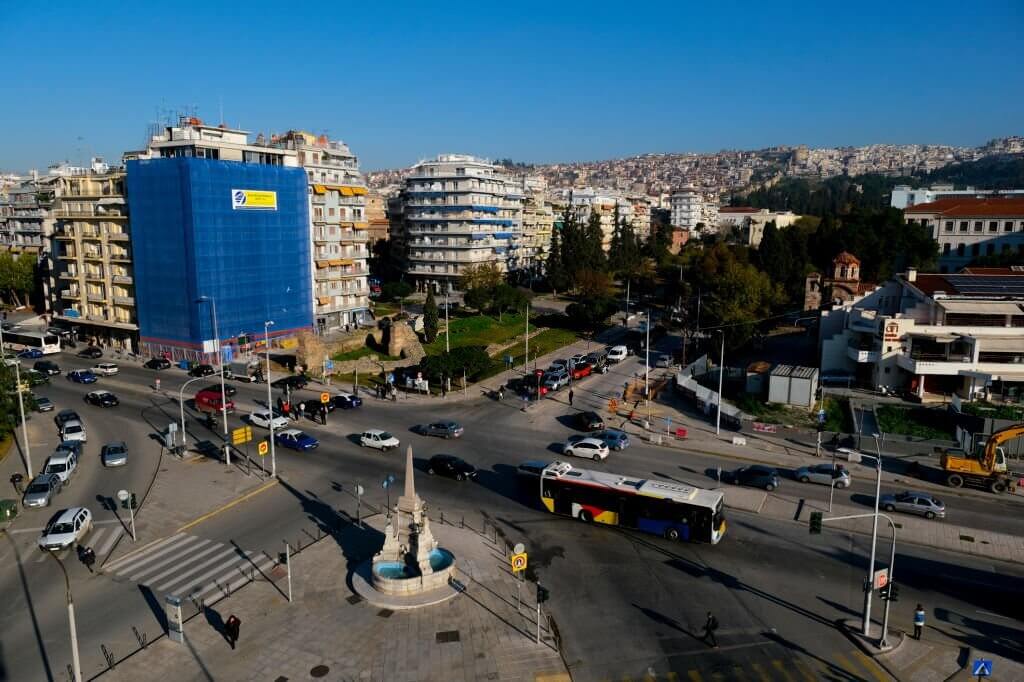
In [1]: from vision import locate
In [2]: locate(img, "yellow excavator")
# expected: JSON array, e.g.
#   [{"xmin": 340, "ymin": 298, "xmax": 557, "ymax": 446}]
[{"xmin": 941, "ymin": 424, "xmax": 1023, "ymax": 494}]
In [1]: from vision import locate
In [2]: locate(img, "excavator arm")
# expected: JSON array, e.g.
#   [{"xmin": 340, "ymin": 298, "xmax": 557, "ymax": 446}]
[{"xmin": 983, "ymin": 424, "xmax": 1024, "ymax": 470}]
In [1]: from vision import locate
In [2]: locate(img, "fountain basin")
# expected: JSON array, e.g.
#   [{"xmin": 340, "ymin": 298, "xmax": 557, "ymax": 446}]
[{"xmin": 372, "ymin": 548, "xmax": 455, "ymax": 595}]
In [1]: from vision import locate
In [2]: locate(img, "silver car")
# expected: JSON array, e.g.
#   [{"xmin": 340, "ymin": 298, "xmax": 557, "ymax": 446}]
[
  {"xmin": 22, "ymin": 474, "xmax": 63, "ymax": 508},
  {"xmin": 880, "ymin": 491, "xmax": 946, "ymax": 520},
  {"xmin": 101, "ymin": 441, "xmax": 129, "ymax": 467},
  {"xmin": 795, "ymin": 463, "xmax": 851, "ymax": 488}
]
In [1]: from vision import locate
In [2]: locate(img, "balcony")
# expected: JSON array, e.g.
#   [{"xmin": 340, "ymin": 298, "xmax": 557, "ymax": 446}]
[
  {"xmin": 85, "ymin": 271, "xmax": 104, "ymax": 281},
  {"xmin": 107, "ymin": 232, "xmax": 130, "ymax": 241},
  {"xmin": 59, "ymin": 252, "xmax": 78, "ymax": 260},
  {"xmin": 87, "ymin": 293, "xmax": 107, "ymax": 303},
  {"xmin": 83, "ymin": 251, "xmax": 103, "ymax": 260},
  {"xmin": 112, "ymin": 274, "xmax": 133, "ymax": 284},
  {"xmin": 109, "ymin": 252, "xmax": 131, "ymax": 262},
  {"xmin": 113, "ymin": 296, "xmax": 135, "ymax": 306},
  {"xmin": 847, "ymin": 346, "xmax": 881, "ymax": 363},
  {"xmin": 59, "ymin": 272, "xmax": 78, "ymax": 280},
  {"xmin": 61, "ymin": 290, "xmax": 80, "ymax": 299}
]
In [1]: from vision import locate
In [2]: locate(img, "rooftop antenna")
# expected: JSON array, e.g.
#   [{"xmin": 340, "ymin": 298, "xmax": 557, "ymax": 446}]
[{"xmin": 219, "ymin": 94, "xmax": 224, "ymax": 127}]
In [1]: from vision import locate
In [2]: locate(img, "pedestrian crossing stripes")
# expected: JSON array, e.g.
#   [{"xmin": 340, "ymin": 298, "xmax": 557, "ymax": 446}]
[
  {"xmin": 103, "ymin": 533, "xmax": 277, "ymax": 605},
  {"xmin": 29, "ymin": 525, "xmax": 126, "ymax": 564},
  {"xmin": 601, "ymin": 649, "xmax": 892, "ymax": 682}
]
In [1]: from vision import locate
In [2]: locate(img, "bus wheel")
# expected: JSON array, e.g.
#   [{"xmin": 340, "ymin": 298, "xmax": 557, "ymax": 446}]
[
  {"xmin": 578, "ymin": 509, "xmax": 592, "ymax": 523},
  {"xmin": 665, "ymin": 527, "xmax": 680, "ymax": 542},
  {"xmin": 946, "ymin": 474, "xmax": 964, "ymax": 488}
]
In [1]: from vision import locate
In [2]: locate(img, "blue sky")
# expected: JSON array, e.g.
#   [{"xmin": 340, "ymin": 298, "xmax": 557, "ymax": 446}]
[{"xmin": 1, "ymin": 1, "xmax": 1021, "ymax": 173}]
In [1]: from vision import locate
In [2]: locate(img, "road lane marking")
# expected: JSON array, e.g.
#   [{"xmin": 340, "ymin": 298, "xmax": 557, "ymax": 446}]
[
  {"xmin": 976, "ymin": 610, "xmax": 1013, "ymax": 620},
  {"xmin": 9, "ymin": 519, "xmax": 123, "ymax": 535},
  {"xmin": 851, "ymin": 650, "xmax": 891, "ymax": 682},
  {"xmin": 176, "ymin": 478, "xmax": 278, "ymax": 532},
  {"xmin": 194, "ymin": 553, "xmax": 275, "ymax": 600},
  {"xmin": 770, "ymin": 660, "xmax": 795, "ymax": 682},
  {"xmin": 749, "ymin": 663, "xmax": 772, "ymax": 682},
  {"xmin": 103, "ymin": 532, "xmax": 185, "ymax": 572},
  {"xmin": 127, "ymin": 537, "xmax": 212, "ymax": 581},
  {"xmin": 163, "ymin": 549, "xmax": 263, "ymax": 596},
  {"xmin": 792, "ymin": 660, "xmax": 817, "ymax": 682},
  {"xmin": 153, "ymin": 546, "xmax": 245, "ymax": 592},
  {"xmin": 114, "ymin": 535, "xmax": 204, "ymax": 576},
  {"xmin": 95, "ymin": 528, "xmax": 122, "ymax": 557}
]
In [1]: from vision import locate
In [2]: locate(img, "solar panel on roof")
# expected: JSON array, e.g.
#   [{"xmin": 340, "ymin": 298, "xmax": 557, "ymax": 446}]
[{"xmin": 943, "ymin": 275, "xmax": 1024, "ymax": 296}]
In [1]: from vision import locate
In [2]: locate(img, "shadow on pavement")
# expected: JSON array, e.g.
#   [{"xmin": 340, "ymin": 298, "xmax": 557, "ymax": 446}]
[
  {"xmin": 139, "ymin": 584, "xmax": 168, "ymax": 631},
  {"xmin": 933, "ymin": 608, "xmax": 1024, "ymax": 662}
]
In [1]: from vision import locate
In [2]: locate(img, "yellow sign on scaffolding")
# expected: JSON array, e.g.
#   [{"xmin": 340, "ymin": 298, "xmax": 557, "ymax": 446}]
[{"xmin": 231, "ymin": 426, "xmax": 253, "ymax": 446}]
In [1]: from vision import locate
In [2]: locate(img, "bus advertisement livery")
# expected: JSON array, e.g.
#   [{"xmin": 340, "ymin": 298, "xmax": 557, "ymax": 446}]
[
  {"xmin": 2, "ymin": 330, "xmax": 61, "ymax": 355},
  {"xmin": 540, "ymin": 462, "xmax": 726, "ymax": 544}
]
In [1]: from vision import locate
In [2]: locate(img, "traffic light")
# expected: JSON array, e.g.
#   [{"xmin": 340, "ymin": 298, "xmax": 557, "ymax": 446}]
[
  {"xmin": 536, "ymin": 584, "xmax": 550, "ymax": 604},
  {"xmin": 885, "ymin": 582, "xmax": 899, "ymax": 603},
  {"xmin": 809, "ymin": 511, "xmax": 823, "ymax": 535}
]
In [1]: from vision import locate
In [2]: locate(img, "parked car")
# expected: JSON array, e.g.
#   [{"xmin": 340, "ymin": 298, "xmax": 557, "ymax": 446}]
[
  {"xmin": 332, "ymin": 392, "xmax": 363, "ymax": 409},
  {"xmin": 592, "ymin": 428, "xmax": 630, "ymax": 451},
  {"xmin": 60, "ymin": 420, "xmax": 87, "ymax": 443},
  {"xmin": 654, "ymin": 353, "xmax": 673, "ymax": 368},
  {"xmin": 92, "ymin": 363, "xmax": 119, "ymax": 376},
  {"xmin": 25, "ymin": 369, "xmax": 50, "ymax": 386},
  {"xmin": 38, "ymin": 507, "xmax": 93, "ymax": 551},
  {"xmin": 189, "ymin": 364, "xmax": 217, "ymax": 377},
  {"xmin": 723, "ymin": 465, "xmax": 780, "ymax": 491},
  {"xmin": 416, "ymin": 421, "xmax": 464, "ymax": 439},
  {"xmin": 563, "ymin": 437, "xmax": 609, "ymax": 461},
  {"xmin": 194, "ymin": 390, "xmax": 234, "ymax": 414},
  {"xmin": 33, "ymin": 360, "xmax": 61, "ymax": 375},
  {"xmin": 17, "ymin": 348, "xmax": 43, "ymax": 359},
  {"xmin": 22, "ymin": 474, "xmax": 63, "ymax": 508},
  {"xmin": 248, "ymin": 409, "xmax": 290, "ymax": 430},
  {"xmin": 144, "ymin": 357, "xmax": 171, "ymax": 370},
  {"xmin": 85, "ymin": 390, "xmax": 119, "ymax": 407},
  {"xmin": 576, "ymin": 410, "xmax": 604, "ymax": 431},
  {"xmin": 67, "ymin": 369, "xmax": 98, "ymax": 384},
  {"xmin": 360, "ymin": 429, "xmax": 400, "ymax": 451},
  {"xmin": 585, "ymin": 353, "xmax": 609, "ymax": 374},
  {"xmin": 54, "ymin": 409, "xmax": 81, "ymax": 429},
  {"xmin": 570, "ymin": 362, "xmax": 593, "ymax": 380},
  {"xmin": 43, "ymin": 449, "xmax": 79, "ymax": 484},
  {"xmin": 795, "ymin": 463, "xmax": 851, "ymax": 488},
  {"xmin": 101, "ymin": 441, "xmax": 129, "ymax": 467},
  {"xmin": 426, "ymin": 455, "xmax": 477, "ymax": 481},
  {"xmin": 202, "ymin": 383, "xmax": 237, "ymax": 397},
  {"xmin": 569, "ymin": 354, "xmax": 587, "ymax": 367},
  {"xmin": 606, "ymin": 346, "xmax": 629, "ymax": 363},
  {"xmin": 542, "ymin": 370, "xmax": 569, "ymax": 391},
  {"xmin": 34, "ymin": 396, "xmax": 54, "ymax": 412},
  {"xmin": 880, "ymin": 491, "xmax": 946, "ymax": 519},
  {"xmin": 548, "ymin": 359, "xmax": 570, "ymax": 372},
  {"xmin": 77, "ymin": 346, "xmax": 103, "ymax": 359},
  {"xmin": 274, "ymin": 429, "xmax": 320, "ymax": 451},
  {"xmin": 55, "ymin": 440, "xmax": 83, "ymax": 458},
  {"xmin": 272, "ymin": 375, "xmax": 309, "ymax": 391}
]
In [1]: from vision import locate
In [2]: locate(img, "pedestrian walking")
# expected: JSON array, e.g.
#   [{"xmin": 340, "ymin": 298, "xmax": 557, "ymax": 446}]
[
  {"xmin": 10, "ymin": 473, "xmax": 23, "ymax": 495},
  {"xmin": 77, "ymin": 545, "xmax": 96, "ymax": 573},
  {"xmin": 702, "ymin": 611, "xmax": 719, "ymax": 648},
  {"xmin": 320, "ymin": 404, "xmax": 327, "ymax": 425},
  {"xmin": 154, "ymin": 377, "xmax": 161, "ymax": 392},
  {"xmin": 913, "ymin": 604, "xmax": 926, "ymax": 640},
  {"xmin": 568, "ymin": 389, "xmax": 574, "ymax": 406},
  {"xmin": 225, "ymin": 614, "xmax": 241, "ymax": 650},
  {"xmin": 297, "ymin": 402, "xmax": 306, "ymax": 420}
]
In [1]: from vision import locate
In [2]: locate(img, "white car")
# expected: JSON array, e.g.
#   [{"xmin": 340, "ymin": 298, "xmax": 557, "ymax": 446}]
[
  {"xmin": 563, "ymin": 437, "xmax": 610, "ymax": 461},
  {"xmin": 38, "ymin": 507, "xmax": 93, "ymax": 551},
  {"xmin": 92, "ymin": 363, "xmax": 119, "ymax": 376},
  {"xmin": 249, "ymin": 409, "xmax": 289, "ymax": 430},
  {"xmin": 607, "ymin": 345, "xmax": 629, "ymax": 363},
  {"xmin": 360, "ymin": 429, "xmax": 400, "ymax": 451},
  {"xmin": 60, "ymin": 419, "xmax": 87, "ymax": 443}
]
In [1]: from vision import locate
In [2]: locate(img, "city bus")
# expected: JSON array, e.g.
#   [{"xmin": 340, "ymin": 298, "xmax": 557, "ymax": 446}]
[
  {"xmin": 539, "ymin": 462, "xmax": 726, "ymax": 544},
  {"xmin": 2, "ymin": 330, "xmax": 62, "ymax": 355}
]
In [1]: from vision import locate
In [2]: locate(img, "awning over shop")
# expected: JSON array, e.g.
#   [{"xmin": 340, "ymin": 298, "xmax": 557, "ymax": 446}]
[
  {"xmin": 312, "ymin": 185, "xmax": 327, "ymax": 195},
  {"xmin": 339, "ymin": 187, "xmax": 354, "ymax": 196},
  {"xmin": 939, "ymin": 300, "xmax": 1023, "ymax": 315},
  {"xmin": 337, "ymin": 258, "xmax": 354, "ymax": 267},
  {"xmin": 328, "ymin": 259, "xmax": 344, "ymax": 266}
]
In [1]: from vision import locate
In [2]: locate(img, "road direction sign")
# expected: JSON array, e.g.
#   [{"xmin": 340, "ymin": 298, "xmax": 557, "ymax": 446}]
[
  {"xmin": 257, "ymin": 440, "xmax": 269, "ymax": 457},
  {"xmin": 231, "ymin": 425, "xmax": 253, "ymax": 445},
  {"xmin": 873, "ymin": 568, "xmax": 889, "ymax": 590},
  {"xmin": 510, "ymin": 552, "xmax": 527, "ymax": 573},
  {"xmin": 818, "ymin": 409, "xmax": 826, "ymax": 424},
  {"xmin": 320, "ymin": 392, "xmax": 330, "ymax": 404},
  {"xmin": 972, "ymin": 659, "xmax": 992, "ymax": 677},
  {"xmin": 325, "ymin": 358, "xmax": 334, "ymax": 370}
]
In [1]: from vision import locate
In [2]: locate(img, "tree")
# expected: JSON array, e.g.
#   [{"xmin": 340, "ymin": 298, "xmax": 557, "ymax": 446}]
[
  {"xmin": 580, "ymin": 212, "xmax": 606, "ymax": 272},
  {"xmin": 0, "ymin": 252, "xmax": 36, "ymax": 308},
  {"xmin": 460, "ymin": 262, "xmax": 503, "ymax": 292},
  {"xmin": 491, "ymin": 284, "xmax": 530, "ymax": 321},
  {"xmin": 423, "ymin": 289, "xmax": 439, "ymax": 343},
  {"xmin": 380, "ymin": 281, "xmax": 412, "ymax": 303},
  {"xmin": 420, "ymin": 345, "xmax": 492, "ymax": 383},
  {"xmin": 545, "ymin": 224, "xmax": 570, "ymax": 294},
  {"xmin": 573, "ymin": 269, "xmax": 614, "ymax": 300}
]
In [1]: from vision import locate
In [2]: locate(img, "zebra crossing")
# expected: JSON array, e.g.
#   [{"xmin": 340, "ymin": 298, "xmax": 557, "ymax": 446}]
[
  {"xmin": 102, "ymin": 533, "xmax": 278, "ymax": 605},
  {"xmin": 17, "ymin": 522, "xmax": 126, "ymax": 565}
]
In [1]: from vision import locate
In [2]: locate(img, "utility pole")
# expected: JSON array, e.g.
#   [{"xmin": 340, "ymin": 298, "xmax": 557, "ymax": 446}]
[
  {"xmin": 716, "ymin": 329, "xmax": 725, "ymax": 435},
  {"xmin": 0, "ymin": 325, "xmax": 33, "ymax": 478},
  {"xmin": 49, "ymin": 554, "xmax": 82, "ymax": 682},
  {"xmin": 444, "ymin": 292, "xmax": 450, "ymax": 354},
  {"xmin": 265, "ymin": 321, "xmax": 276, "ymax": 478},
  {"xmin": 524, "ymin": 301, "xmax": 529, "ymax": 372}
]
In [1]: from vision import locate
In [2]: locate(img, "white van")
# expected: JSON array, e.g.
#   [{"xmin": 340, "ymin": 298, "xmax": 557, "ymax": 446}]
[
  {"xmin": 607, "ymin": 345, "xmax": 629, "ymax": 363},
  {"xmin": 43, "ymin": 450, "xmax": 79, "ymax": 485}
]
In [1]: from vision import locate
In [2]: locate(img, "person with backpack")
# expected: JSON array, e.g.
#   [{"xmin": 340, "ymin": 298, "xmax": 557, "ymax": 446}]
[{"xmin": 702, "ymin": 611, "xmax": 719, "ymax": 648}]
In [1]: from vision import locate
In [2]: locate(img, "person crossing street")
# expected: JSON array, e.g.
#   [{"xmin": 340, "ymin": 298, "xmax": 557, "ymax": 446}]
[{"xmin": 913, "ymin": 604, "xmax": 926, "ymax": 640}]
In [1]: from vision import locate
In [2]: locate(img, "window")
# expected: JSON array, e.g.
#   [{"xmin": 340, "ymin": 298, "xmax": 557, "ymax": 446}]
[
  {"xmin": 974, "ymin": 221, "xmax": 983, "ymax": 232},
  {"xmin": 989, "ymin": 221, "xmax": 998, "ymax": 232},
  {"xmin": 1005, "ymin": 221, "xmax": 1015, "ymax": 232},
  {"xmin": 959, "ymin": 221, "xmax": 968, "ymax": 232},
  {"xmin": 944, "ymin": 221, "xmax": 954, "ymax": 233},
  {"xmin": 328, "ymin": 207, "xmax": 335, "ymax": 217},
  {"xmin": 942, "ymin": 243, "xmax": 951, "ymax": 254}
]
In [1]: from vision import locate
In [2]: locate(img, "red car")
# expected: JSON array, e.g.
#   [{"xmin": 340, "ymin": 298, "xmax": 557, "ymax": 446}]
[{"xmin": 571, "ymin": 362, "xmax": 592, "ymax": 380}]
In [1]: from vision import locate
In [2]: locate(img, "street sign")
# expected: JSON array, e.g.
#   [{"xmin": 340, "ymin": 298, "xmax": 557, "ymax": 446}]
[
  {"xmin": 257, "ymin": 440, "xmax": 269, "ymax": 456},
  {"xmin": 818, "ymin": 409, "xmax": 826, "ymax": 424},
  {"xmin": 320, "ymin": 392, "xmax": 330, "ymax": 404},
  {"xmin": 325, "ymin": 359, "xmax": 334, "ymax": 370},
  {"xmin": 387, "ymin": 372, "xmax": 395, "ymax": 384},
  {"xmin": 231, "ymin": 425, "xmax": 253, "ymax": 445},
  {"xmin": 510, "ymin": 552, "xmax": 528, "ymax": 573},
  {"xmin": 873, "ymin": 568, "xmax": 889, "ymax": 590},
  {"xmin": 972, "ymin": 659, "xmax": 992, "ymax": 677},
  {"xmin": 513, "ymin": 542, "xmax": 525, "ymax": 554}
]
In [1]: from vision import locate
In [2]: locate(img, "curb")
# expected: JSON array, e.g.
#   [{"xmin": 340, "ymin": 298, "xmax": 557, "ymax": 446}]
[
  {"xmin": 837, "ymin": 618, "xmax": 902, "ymax": 680},
  {"xmin": 177, "ymin": 478, "xmax": 278, "ymax": 532}
]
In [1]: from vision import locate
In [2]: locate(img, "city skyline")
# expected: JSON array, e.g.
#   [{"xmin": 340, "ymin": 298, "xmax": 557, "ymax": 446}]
[{"xmin": 2, "ymin": 1, "xmax": 1022, "ymax": 173}]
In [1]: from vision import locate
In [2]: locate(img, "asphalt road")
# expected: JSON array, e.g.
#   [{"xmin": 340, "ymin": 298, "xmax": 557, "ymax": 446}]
[{"xmin": 2, "ymin": 348, "xmax": 1023, "ymax": 681}]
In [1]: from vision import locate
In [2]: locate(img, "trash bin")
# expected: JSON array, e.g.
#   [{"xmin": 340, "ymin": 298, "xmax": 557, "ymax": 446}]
[
  {"xmin": 178, "ymin": 359, "xmax": 191, "ymax": 370},
  {"xmin": 0, "ymin": 499, "xmax": 19, "ymax": 521}
]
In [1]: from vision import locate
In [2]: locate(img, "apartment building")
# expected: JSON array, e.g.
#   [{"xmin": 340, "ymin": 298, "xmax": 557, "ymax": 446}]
[
  {"xmin": 670, "ymin": 186, "xmax": 702, "ymax": 230},
  {"xmin": 520, "ymin": 189, "xmax": 554, "ymax": 275},
  {"xmin": 718, "ymin": 207, "xmax": 800, "ymax": 247},
  {"xmin": 49, "ymin": 165, "xmax": 137, "ymax": 348},
  {"xmin": 1, "ymin": 177, "xmax": 55, "ymax": 253},
  {"xmin": 891, "ymin": 183, "xmax": 1024, "ymax": 209},
  {"xmin": 398, "ymin": 154, "xmax": 523, "ymax": 293},
  {"xmin": 365, "ymin": 190, "xmax": 390, "ymax": 246},
  {"xmin": 273, "ymin": 131, "xmax": 369, "ymax": 332},
  {"xmin": 904, "ymin": 197, "xmax": 1024, "ymax": 272},
  {"xmin": 819, "ymin": 267, "xmax": 1024, "ymax": 402}
]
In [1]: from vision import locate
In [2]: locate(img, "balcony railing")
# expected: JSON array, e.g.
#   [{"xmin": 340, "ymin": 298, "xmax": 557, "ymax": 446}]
[
  {"xmin": 112, "ymin": 274, "xmax": 133, "ymax": 284},
  {"xmin": 113, "ymin": 296, "xmax": 135, "ymax": 306},
  {"xmin": 58, "ymin": 272, "xmax": 78, "ymax": 280}
]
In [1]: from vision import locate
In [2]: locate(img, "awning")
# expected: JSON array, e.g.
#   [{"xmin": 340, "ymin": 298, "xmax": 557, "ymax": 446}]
[
  {"xmin": 339, "ymin": 187, "xmax": 354, "ymax": 196},
  {"xmin": 328, "ymin": 259, "xmax": 344, "ymax": 266},
  {"xmin": 975, "ymin": 336, "xmax": 1024, "ymax": 352},
  {"xmin": 354, "ymin": 222, "xmax": 369, "ymax": 229},
  {"xmin": 910, "ymin": 333, "xmax": 958, "ymax": 343},
  {"xmin": 315, "ymin": 261, "xmax": 330, "ymax": 269},
  {"xmin": 939, "ymin": 300, "xmax": 1023, "ymax": 315},
  {"xmin": 351, "ymin": 187, "xmax": 367, "ymax": 196},
  {"xmin": 337, "ymin": 258, "xmax": 354, "ymax": 266},
  {"xmin": 340, "ymin": 222, "xmax": 354, "ymax": 228},
  {"xmin": 317, "ymin": 297, "xmax": 330, "ymax": 305},
  {"xmin": 312, "ymin": 185, "xmax": 327, "ymax": 195}
]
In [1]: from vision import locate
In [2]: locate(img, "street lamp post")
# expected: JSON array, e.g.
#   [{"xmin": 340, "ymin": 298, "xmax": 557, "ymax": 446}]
[
  {"xmin": 444, "ymin": 293, "xmax": 450, "ymax": 354},
  {"xmin": 0, "ymin": 325, "xmax": 32, "ymax": 478},
  {"xmin": 716, "ymin": 329, "xmax": 725, "ymax": 436},
  {"xmin": 264, "ymin": 320, "xmax": 276, "ymax": 478},
  {"xmin": 644, "ymin": 310, "xmax": 651, "ymax": 401},
  {"xmin": 197, "ymin": 296, "xmax": 230, "ymax": 467},
  {"xmin": 48, "ymin": 553, "xmax": 82, "ymax": 682},
  {"xmin": 851, "ymin": 435, "xmax": 885, "ymax": 638},
  {"xmin": 177, "ymin": 375, "xmax": 208, "ymax": 452}
]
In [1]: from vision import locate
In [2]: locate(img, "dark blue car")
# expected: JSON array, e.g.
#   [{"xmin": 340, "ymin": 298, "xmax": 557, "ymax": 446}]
[
  {"xmin": 331, "ymin": 392, "xmax": 363, "ymax": 409},
  {"xmin": 17, "ymin": 348, "xmax": 43, "ymax": 359},
  {"xmin": 274, "ymin": 429, "xmax": 319, "ymax": 451},
  {"xmin": 67, "ymin": 370, "xmax": 98, "ymax": 384}
]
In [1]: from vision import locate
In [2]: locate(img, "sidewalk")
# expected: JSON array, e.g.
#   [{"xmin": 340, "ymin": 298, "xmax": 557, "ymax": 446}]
[{"xmin": 99, "ymin": 514, "xmax": 569, "ymax": 682}]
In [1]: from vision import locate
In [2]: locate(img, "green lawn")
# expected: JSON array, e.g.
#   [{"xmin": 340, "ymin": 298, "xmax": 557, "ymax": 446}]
[
  {"xmin": 372, "ymin": 302, "xmax": 400, "ymax": 317},
  {"xmin": 331, "ymin": 346, "xmax": 400, "ymax": 362},
  {"xmin": 424, "ymin": 313, "xmax": 528, "ymax": 356},
  {"xmin": 478, "ymin": 328, "xmax": 580, "ymax": 380},
  {"xmin": 960, "ymin": 401, "xmax": 1024, "ymax": 421},
  {"xmin": 876, "ymin": 405, "xmax": 956, "ymax": 440}
]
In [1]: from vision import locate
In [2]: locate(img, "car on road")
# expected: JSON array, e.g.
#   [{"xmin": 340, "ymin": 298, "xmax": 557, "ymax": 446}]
[
  {"xmin": 194, "ymin": 389, "xmax": 234, "ymax": 414},
  {"xmin": 55, "ymin": 440, "xmax": 83, "ymax": 457},
  {"xmin": 54, "ymin": 409, "xmax": 81, "ymax": 429},
  {"xmin": 795, "ymin": 463, "xmax": 851, "ymax": 488},
  {"xmin": 25, "ymin": 369, "xmax": 50, "ymax": 386},
  {"xmin": 189, "ymin": 364, "xmax": 217, "ymax": 377},
  {"xmin": 563, "ymin": 437, "xmax": 610, "ymax": 461},
  {"xmin": 426, "ymin": 454, "xmax": 477, "ymax": 481},
  {"xmin": 516, "ymin": 460, "xmax": 550, "ymax": 479},
  {"xmin": 202, "ymin": 382, "xmax": 237, "ymax": 397},
  {"xmin": 22, "ymin": 474, "xmax": 63, "ymax": 508},
  {"xmin": 17, "ymin": 347, "xmax": 43, "ymax": 359},
  {"xmin": 34, "ymin": 396, "xmax": 54, "ymax": 412},
  {"xmin": 272, "ymin": 375, "xmax": 309, "ymax": 391},
  {"xmin": 548, "ymin": 359, "xmax": 570, "ymax": 372},
  {"xmin": 360, "ymin": 429, "xmax": 400, "ymax": 451},
  {"xmin": 43, "ymin": 449, "xmax": 79, "ymax": 484},
  {"xmin": 144, "ymin": 357, "xmax": 171, "ymax": 370},
  {"xmin": 592, "ymin": 428, "xmax": 630, "ymax": 450},
  {"xmin": 101, "ymin": 441, "xmax": 129, "ymax": 467},
  {"xmin": 723, "ymin": 465, "xmax": 781, "ymax": 491},
  {"xmin": 880, "ymin": 491, "xmax": 946, "ymax": 520},
  {"xmin": 570, "ymin": 362, "xmax": 593, "ymax": 380},
  {"xmin": 248, "ymin": 409, "xmax": 290, "ymax": 430},
  {"xmin": 569, "ymin": 353, "xmax": 587, "ymax": 367},
  {"xmin": 67, "ymin": 369, "xmax": 98, "ymax": 384},
  {"xmin": 60, "ymin": 419, "xmax": 87, "ymax": 443},
  {"xmin": 274, "ymin": 429, "xmax": 320, "ymax": 451},
  {"xmin": 576, "ymin": 410, "xmax": 605, "ymax": 431},
  {"xmin": 77, "ymin": 346, "xmax": 103, "ymax": 359},
  {"xmin": 92, "ymin": 363, "xmax": 119, "ymax": 376},
  {"xmin": 607, "ymin": 345, "xmax": 629, "ymax": 363},
  {"xmin": 332, "ymin": 392, "xmax": 363, "ymax": 409},
  {"xmin": 38, "ymin": 507, "xmax": 93, "ymax": 551},
  {"xmin": 542, "ymin": 370, "xmax": 569, "ymax": 391},
  {"xmin": 416, "ymin": 420, "xmax": 464, "ymax": 439},
  {"xmin": 654, "ymin": 353, "xmax": 673, "ymax": 368},
  {"xmin": 85, "ymin": 390, "xmax": 119, "ymax": 407},
  {"xmin": 33, "ymin": 360, "xmax": 61, "ymax": 375}
]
